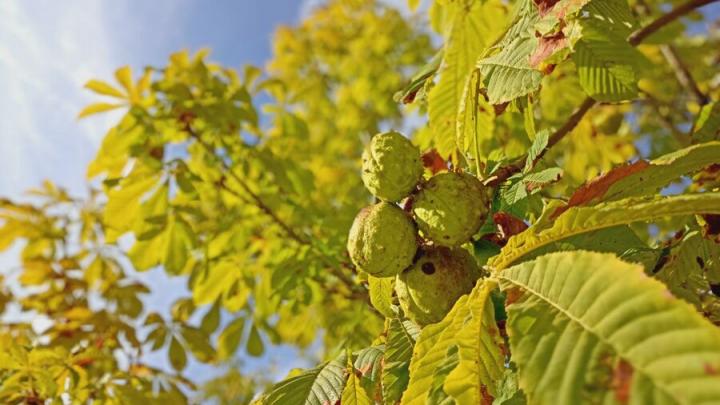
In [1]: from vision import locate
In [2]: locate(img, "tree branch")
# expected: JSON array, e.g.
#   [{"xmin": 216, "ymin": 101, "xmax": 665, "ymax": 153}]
[
  {"xmin": 488, "ymin": 0, "xmax": 718, "ymax": 186},
  {"xmin": 187, "ymin": 127, "xmax": 310, "ymax": 245},
  {"xmin": 628, "ymin": 0, "xmax": 720, "ymax": 46},
  {"xmin": 634, "ymin": 0, "xmax": 710, "ymax": 106},
  {"xmin": 659, "ymin": 45, "xmax": 709, "ymax": 105},
  {"xmin": 185, "ymin": 126, "xmax": 365, "ymax": 302}
]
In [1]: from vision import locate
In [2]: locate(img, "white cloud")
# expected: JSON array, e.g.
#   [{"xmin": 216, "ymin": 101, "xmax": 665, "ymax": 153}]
[
  {"xmin": 0, "ymin": 1, "xmax": 188, "ymax": 197},
  {"xmin": 0, "ymin": 1, "xmax": 120, "ymax": 195}
]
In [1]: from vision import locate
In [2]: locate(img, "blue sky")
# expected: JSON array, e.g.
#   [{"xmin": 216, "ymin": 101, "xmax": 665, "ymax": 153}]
[{"xmin": 0, "ymin": 0, "xmax": 347, "ymax": 390}]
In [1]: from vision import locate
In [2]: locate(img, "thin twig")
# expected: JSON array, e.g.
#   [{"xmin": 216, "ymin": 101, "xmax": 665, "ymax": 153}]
[
  {"xmin": 628, "ymin": 0, "xmax": 720, "ymax": 46},
  {"xmin": 635, "ymin": 0, "xmax": 710, "ymax": 105},
  {"xmin": 187, "ymin": 127, "xmax": 309, "ymax": 245},
  {"xmin": 659, "ymin": 45, "xmax": 709, "ymax": 105},
  {"xmin": 639, "ymin": 90, "xmax": 687, "ymax": 144},
  {"xmin": 185, "ymin": 126, "xmax": 364, "ymax": 299},
  {"xmin": 488, "ymin": 0, "xmax": 718, "ymax": 186}
]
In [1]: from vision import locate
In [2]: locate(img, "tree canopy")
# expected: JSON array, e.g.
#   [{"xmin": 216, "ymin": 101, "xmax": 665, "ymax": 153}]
[{"xmin": 1, "ymin": 0, "xmax": 720, "ymax": 404}]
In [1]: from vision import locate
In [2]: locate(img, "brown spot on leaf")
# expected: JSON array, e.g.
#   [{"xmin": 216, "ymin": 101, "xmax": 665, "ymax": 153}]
[
  {"xmin": 612, "ymin": 359, "xmax": 634, "ymax": 404},
  {"xmin": 533, "ymin": 0, "xmax": 561, "ymax": 16},
  {"xmin": 530, "ymin": 31, "xmax": 567, "ymax": 68},
  {"xmin": 358, "ymin": 363, "xmax": 372, "ymax": 377},
  {"xmin": 552, "ymin": 160, "xmax": 650, "ymax": 218},
  {"xmin": 481, "ymin": 385, "xmax": 494, "ymax": 405},
  {"xmin": 505, "ymin": 287, "xmax": 524, "ymax": 305},
  {"xmin": 705, "ymin": 363, "xmax": 719, "ymax": 375},
  {"xmin": 421, "ymin": 149, "xmax": 448, "ymax": 174},
  {"xmin": 493, "ymin": 102, "xmax": 510, "ymax": 115}
]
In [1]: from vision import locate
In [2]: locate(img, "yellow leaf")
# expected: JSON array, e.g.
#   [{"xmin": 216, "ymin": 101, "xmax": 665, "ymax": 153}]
[
  {"xmin": 136, "ymin": 68, "xmax": 153, "ymax": 94},
  {"xmin": 84, "ymin": 80, "xmax": 125, "ymax": 98},
  {"xmin": 77, "ymin": 102, "xmax": 123, "ymax": 119},
  {"xmin": 115, "ymin": 66, "xmax": 138, "ymax": 102}
]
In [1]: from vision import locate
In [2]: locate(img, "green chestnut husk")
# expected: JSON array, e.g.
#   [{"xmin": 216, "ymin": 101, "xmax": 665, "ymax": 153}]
[
  {"xmin": 412, "ymin": 171, "xmax": 490, "ymax": 246},
  {"xmin": 347, "ymin": 202, "xmax": 417, "ymax": 278},
  {"xmin": 361, "ymin": 131, "xmax": 423, "ymax": 202},
  {"xmin": 396, "ymin": 246, "xmax": 481, "ymax": 326}
]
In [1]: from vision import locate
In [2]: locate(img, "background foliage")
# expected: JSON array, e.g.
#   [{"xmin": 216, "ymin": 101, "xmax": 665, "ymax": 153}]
[{"xmin": 0, "ymin": 0, "xmax": 719, "ymax": 403}]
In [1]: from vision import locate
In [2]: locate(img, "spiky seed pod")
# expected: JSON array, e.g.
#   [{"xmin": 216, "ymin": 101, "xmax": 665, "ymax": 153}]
[
  {"xmin": 412, "ymin": 171, "xmax": 490, "ymax": 246},
  {"xmin": 347, "ymin": 202, "xmax": 418, "ymax": 278},
  {"xmin": 361, "ymin": 131, "xmax": 423, "ymax": 202},
  {"xmin": 395, "ymin": 246, "xmax": 481, "ymax": 326}
]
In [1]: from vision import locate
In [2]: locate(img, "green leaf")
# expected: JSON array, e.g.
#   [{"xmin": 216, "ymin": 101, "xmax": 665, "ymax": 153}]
[
  {"xmin": 246, "ymin": 323, "xmax": 265, "ymax": 357},
  {"xmin": 655, "ymin": 230, "xmax": 720, "ymax": 307},
  {"xmin": 572, "ymin": 0, "xmax": 640, "ymax": 103},
  {"xmin": 444, "ymin": 281, "xmax": 505, "ymax": 402},
  {"xmin": 217, "ymin": 317, "xmax": 245, "ymax": 360},
  {"xmin": 368, "ymin": 275, "xmax": 394, "ymax": 318},
  {"xmin": 169, "ymin": 337, "xmax": 187, "ymax": 372},
  {"xmin": 491, "ymin": 193, "xmax": 720, "ymax": 270},
  {"xmin": 84, "ymin": 79, "xmax": 126, "ymax": 98},
  {"xmin": 77, "ymin": 102, "xmax": 124, "ymax": 118},
  {"xmin": 264, "ymin": 353, "xmax": 347, "ymax": 405},
  {"xmin": 692, "ymin": 102, "xmax": 720, "ymax": 142},
  {"xmin": 499, "ymin": 251, "xmax": 720, "ymax": 404},
  {"xmin": 524, "ymin": 129, "xmax": 549, "ymax": 173},
  {"xmin": 479, "ymin": 35, "xmax": 543, "ymax": 105},
  {"xmin": 383, "ymin": 318, "xmax": 420, "ymax": 404}
]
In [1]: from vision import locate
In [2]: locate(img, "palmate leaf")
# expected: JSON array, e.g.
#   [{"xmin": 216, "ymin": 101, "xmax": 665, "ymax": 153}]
[
  {"xmin": 499, "ymin": 251, "xmax": 720, "ymax": 404},
  {"xmin": 264, "ymin": 353, "xmax": 347, "ymax": 405},
  {"xmin": 490, "ymin": 193, "xmax": 720, "ymax": 270},
  {"xmin": 401, "ymin": 280, "xmax": 504, "ymax": 404}
]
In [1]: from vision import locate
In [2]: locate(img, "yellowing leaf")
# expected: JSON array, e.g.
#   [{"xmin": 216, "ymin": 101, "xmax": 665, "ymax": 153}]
[
  {"xmin": 115, "ymin": 66, "xmax": 138, "ymax": 102},
  {"xmin": 368, "ymin": 275, "xmax": 394, "ymax": 318},
  {"xmin": 84, "ymin": 80, "xmax": 126, "ymax": 98},
  {"xmin": 77, "ymin": 102, "xmax": 123, "ymax": 118}
]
